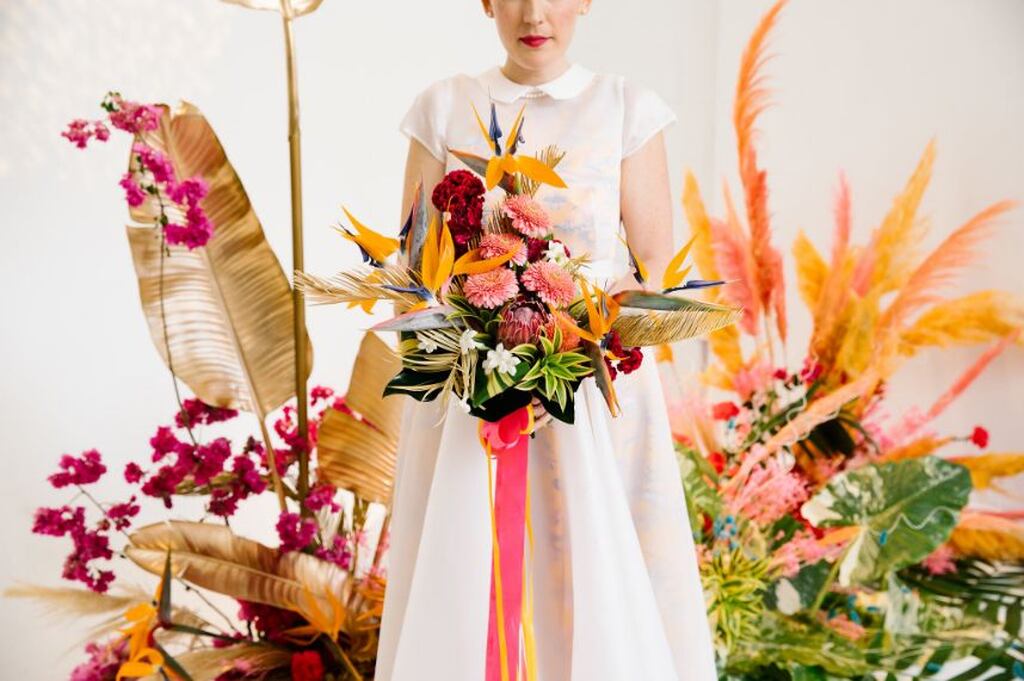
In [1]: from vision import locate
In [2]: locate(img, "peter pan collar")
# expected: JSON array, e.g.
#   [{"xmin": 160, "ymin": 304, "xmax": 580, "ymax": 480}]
[{"xmin": 475, "ymin": 63, "xmax": 595, "ymax": 103}]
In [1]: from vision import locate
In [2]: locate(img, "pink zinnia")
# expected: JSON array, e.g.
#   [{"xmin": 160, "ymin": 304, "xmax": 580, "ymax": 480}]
[
  {"xmin": 464, "ymin": 267, "xmax": 519, "ymax": 309},
  {"xmin": 501, "ymin": 194, "xmax": 552, "ymax": 238},
  {"xmin": 520, "ymin": 260, "xmax": 576, "ymax": 307},
  {"xmin": 479, "ymin": 232, "xmax": 528, "ymax": 266}
]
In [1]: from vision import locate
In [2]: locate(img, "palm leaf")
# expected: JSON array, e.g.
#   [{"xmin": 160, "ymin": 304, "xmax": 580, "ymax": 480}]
[
  {"xmin": 610, "ymin": 293, "xmax": 741, "ymax": 347},
  {"xmin": 316, "ymin": 332, "xmax": 402, "ymax": 505},
  {"xmin": 125, "ymin": 521, "xmax": 350, "ymax": 628},
  {"xmin": 127, "ymin": 101, "xmax": 311, "ymax": 419}
]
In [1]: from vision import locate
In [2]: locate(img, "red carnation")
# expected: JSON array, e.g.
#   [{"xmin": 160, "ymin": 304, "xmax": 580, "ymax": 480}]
[
  {"xmin": 290, "ymin": 650, "xmax": 325, "ymax": 681},
  {"xmin": 969, "ymin": 426, "xmax": 989, "ymax": 449},
  {"xmin": 711, "ymin": 401, "xmax": 740, "ymax": 421}
]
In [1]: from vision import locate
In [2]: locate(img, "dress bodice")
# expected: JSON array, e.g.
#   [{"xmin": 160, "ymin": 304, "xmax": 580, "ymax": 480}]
[{"xmin": 399, "ymin": 62, "xmax": 677, "ymax": 285}]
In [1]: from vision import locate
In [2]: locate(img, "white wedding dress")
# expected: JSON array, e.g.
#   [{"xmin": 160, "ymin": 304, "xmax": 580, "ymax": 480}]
[{"xmin": 375, "ymin": 63, "xmax": 718, "ymax": 681}]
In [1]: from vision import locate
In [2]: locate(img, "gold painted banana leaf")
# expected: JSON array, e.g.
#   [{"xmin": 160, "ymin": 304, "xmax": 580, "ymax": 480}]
[
  {"xmin": 126, "ymin": 520, "xmax": 351, "ymax": 629},
  {"xmin": 317, "ymin": 332, "xmax": 402, "ymax": 506},
  {"xmin": 127, "ymin": 101, "xmax": 312, "ymax": 419}
]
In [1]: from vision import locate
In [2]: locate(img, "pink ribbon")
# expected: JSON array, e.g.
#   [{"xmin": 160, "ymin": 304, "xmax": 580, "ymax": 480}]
[{"xmin": 479, "ymin": 407, "xmax": 532, "ymax": 681}]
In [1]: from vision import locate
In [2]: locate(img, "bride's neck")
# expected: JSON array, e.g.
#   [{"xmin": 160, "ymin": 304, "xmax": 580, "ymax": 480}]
[{"xmin": 500, "ymin": 58, "xmax": 572, "ymax": 86}]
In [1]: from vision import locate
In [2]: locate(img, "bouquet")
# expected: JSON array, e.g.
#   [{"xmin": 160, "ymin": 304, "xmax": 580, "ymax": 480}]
[{"xmin": 297, "ymin": 100, "xmax": 740, "ymax": 680}]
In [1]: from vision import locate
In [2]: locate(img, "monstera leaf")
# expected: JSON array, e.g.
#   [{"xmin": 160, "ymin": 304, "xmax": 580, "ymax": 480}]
[
  {"xmin": 800, "ymin": 457, "xmax": 971, "ymax": 586},
  {"xmin": 127, "ymin": 101, "xmax": 311, "ymax": 420},
  {"xmin": 219, "ymin": 0, "xmax": 325, "ymax": 17},
  {"xmin": 126, "ymin": 521, "xmax": 349, "ymax": 627},
  {"xmin": 317, "ymin": 332, "xmax": 402, "ymax": 505}
]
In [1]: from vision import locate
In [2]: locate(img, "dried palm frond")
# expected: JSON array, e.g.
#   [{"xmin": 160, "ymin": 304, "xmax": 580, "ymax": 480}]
[
  {"xmin": 317, "ymin": 333, "xmax": 403, "ymax": 506},
  {"xmin": 140, "ymin": 644, "xmax": 291, "ymax": 681},
  {"xmin": 948, "ymin": 453, "xmax": 1024, "ymax": 491},
  {"xmin": 127, "ymin": 101, "xmax": 311, "ymax": 419},
  {"xmin": 295, "ymin": 264, "xmax": 420, "ymax": 308},
  {"xmin": 899, "ymin": 290, "xmax": 1024, "ymax": 356},
  {"xmin": 948, "ymin": 511, "xmax": 1024, "ymax": 562},
  {"xmin": 851, "ymin": 141, "xmax": 936, "ymax": 295},
  {"xmin": 612, "ymin": 299, "xmax": 741, "ymax": 347},
  {"xmin": 125, "ymin": 521, "xmax": 351, "ymax": 630}
]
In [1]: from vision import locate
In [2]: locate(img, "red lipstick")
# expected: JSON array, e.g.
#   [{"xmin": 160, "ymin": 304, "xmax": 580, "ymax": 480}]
[{"xmin": 519, "ymin": 35, "xmax": 549, "ymax": 48}]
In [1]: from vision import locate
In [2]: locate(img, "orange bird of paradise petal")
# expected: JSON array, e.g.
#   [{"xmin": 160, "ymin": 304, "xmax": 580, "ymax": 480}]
[
  {"xmin": 338, "ymin": 206, "xmax": 401, "ymax": 265},
  {"xmin": 470, "ymin": 100, "xmax": 568, "ymax": 191},
  {"xmin": 452, "ymin": 247, "xmax": 515, "ymax": 276},
  {"xmin": 419, "ymin": 215, "xmax": 455, "ymax": 297}
]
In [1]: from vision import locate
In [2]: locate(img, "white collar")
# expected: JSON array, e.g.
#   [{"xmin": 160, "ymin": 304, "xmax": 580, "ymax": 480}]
[{"xmin": 474, "ymin": 63, "xmax": 595, "ymax": 103}]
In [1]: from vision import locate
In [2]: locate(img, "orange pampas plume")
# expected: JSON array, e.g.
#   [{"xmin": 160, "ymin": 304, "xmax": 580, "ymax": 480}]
[
  {"xmin": 878, "ymin": 201, "xmax": 1016, "ymax": 341},
  {"xmin": 923, "ymin": 330, "xmax": 1020, "ymax": 424},
  {"xmin": 712, "ymin": 191, "xmax": 761, "ymax": 335},
  {"xmin": 733, "ymin": 0, "xmax": 788, "ymax": 342}
]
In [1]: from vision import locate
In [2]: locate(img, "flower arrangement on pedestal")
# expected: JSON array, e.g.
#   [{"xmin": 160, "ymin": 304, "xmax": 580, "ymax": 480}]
[{"xmin": 659, "ymin": 2, "xmax": 1024, "ymax": 678}]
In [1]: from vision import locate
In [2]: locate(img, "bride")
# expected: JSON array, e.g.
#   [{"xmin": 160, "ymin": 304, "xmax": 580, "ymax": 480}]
[{"xmin": 375, "ymin": 1, "xmax": 717, "ymax": 679}]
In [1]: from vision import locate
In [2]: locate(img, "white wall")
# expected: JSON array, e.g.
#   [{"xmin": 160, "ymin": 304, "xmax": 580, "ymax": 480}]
[{"xmin": 0, "ymin": 0, "xmax": 1020, "ymax": 677}]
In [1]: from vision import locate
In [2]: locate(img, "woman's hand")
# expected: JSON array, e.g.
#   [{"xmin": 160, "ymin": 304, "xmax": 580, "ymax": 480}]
[{"xmin": 529, "ymin": 395, "xmax": 553, "ymax": 433}]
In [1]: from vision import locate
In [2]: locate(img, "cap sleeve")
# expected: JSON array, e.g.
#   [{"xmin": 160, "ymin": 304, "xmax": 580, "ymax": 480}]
[
  {"xmin": 622, "ymin": 78, "xmax": 677, "ymax": 159},
  {"xmin": 399, "ymin": 79, "xmax": 449, "ymax": 163}
]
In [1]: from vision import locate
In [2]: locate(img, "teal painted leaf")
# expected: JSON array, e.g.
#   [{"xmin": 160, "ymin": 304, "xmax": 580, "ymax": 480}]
[{"xmin": 799, "ymin": 457, "xmax": 971, "ymax": 586}]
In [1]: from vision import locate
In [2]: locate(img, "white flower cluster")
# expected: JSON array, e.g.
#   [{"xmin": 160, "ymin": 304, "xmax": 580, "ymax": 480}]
[
  {"xmin": 482, "ymin": 343, "xmax": 521, "ymax": 376},
  {"xmin": 543, "ymin": 240, "xmax": 569, "ymax": 265}
]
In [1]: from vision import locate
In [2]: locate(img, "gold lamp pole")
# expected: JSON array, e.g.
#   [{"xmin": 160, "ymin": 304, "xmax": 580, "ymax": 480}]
[{"xmin": 280, "ymin": 0, "xmax": 310, "ymax": 504}]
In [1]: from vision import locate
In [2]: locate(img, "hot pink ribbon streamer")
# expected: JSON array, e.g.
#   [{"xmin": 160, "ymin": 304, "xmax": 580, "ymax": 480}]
[{"xmin": 480, "ymin": 407, "xmax": 531, "ymax": 681}]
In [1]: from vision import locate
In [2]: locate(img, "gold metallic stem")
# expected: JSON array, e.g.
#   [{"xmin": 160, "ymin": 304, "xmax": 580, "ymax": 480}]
[
  {"xmin": 280, "ymin": 3, "xmax": 311, "ymax": 508},
  {"xmin": 260, "ymin": 418, "xmax": 288, "ymax": 511}
]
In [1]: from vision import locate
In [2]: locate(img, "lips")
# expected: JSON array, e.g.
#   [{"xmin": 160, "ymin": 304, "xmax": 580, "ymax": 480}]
[{"xmin": 519, "ymin": 36, "xmax": 549, "ymax": 47}]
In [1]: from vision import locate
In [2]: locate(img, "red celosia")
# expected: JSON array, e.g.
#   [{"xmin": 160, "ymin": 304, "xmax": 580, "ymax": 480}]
[{"xmin": 431, "ymin": 170, "xmax": 485, "ymax": 251}]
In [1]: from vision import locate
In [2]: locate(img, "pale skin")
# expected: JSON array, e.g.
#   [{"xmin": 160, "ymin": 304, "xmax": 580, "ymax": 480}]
[{"xmin": 399, "ymin": 0, "xmax": 675, "ymax": 430}]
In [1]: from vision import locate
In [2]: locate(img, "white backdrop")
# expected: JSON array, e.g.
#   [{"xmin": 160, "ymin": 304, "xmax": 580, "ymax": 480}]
[{"xmin": 0, "ymin": 0, "xmax": 1021, "ymax": 677}]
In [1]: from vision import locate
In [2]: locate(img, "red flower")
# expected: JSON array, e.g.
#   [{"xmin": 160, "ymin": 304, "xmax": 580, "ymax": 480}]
[
  {"xmin": 290, "ymin": 650, "xmax": 325, "ymax": 681},
  {"xmin": 773, "ymin": 368, "xmax": 788, "ymax": 380},
  {"xmin": 431, "ymin": 170, "xmax": 485, "ymax": 253},
  {"xmin": 707, "ymin": 451, "xmax": 726, "ymax": 474},
  {"xmin": 970, "ymin": 426, "xmax": 989, "ymax": 449},
  {"xmin": 711, "ymin": 402, "xmax": 740, "ymax": 421}
]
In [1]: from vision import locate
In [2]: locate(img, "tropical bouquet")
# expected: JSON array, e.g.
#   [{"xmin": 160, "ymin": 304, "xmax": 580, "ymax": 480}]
[
  {"xmin": 294, "ymin": 93, "xmax": 739, "ymax": 680},
  {"xmin": 297, "ymin": 103, "xmax": 738, "ymax": 426},
  {"xmin": 657, "ymin": 2, "xmax": 1024, "ymax": 678}
]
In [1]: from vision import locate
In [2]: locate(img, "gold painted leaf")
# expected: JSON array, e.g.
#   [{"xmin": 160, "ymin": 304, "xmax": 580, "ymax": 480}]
[
  {"xmin": 219, "ymin": 0, "xmax": 325, "ymax": 18},
  {"xmin": 127, "ymin": 101, "xmax": 312, "ymax": 419},
  {"xmin": 126, "ymin": 521, "xmax": 350, "ymax": 628},
  {"xmin": 317, "ymin": 332, "xmax": 402, "ymax": 505},
  {"xmin": 611, "ymin": 294, "xmax": 742, "ymax": 347}
]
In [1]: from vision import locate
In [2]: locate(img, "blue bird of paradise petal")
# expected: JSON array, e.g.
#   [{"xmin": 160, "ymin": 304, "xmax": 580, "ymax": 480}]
[
  {"xmin": 662, "ymin": 279, "xmax": 727, "ymax": 293},
  {"xmin": 488, "ymin": 101, "xmax": 503, "ymax": 156},
  {"xmin": 382, "ymin": 284, "xmax": 432, "ymax": 300}
]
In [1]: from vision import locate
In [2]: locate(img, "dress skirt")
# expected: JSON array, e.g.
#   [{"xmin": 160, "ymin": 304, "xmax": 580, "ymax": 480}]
[{"xmin": 374, "ymin": 345, "xmax": 718, "ymax": 681}]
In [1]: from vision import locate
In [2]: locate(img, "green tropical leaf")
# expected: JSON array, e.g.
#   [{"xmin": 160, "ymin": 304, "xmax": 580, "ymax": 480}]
[{"xmin": 799, "ymin": 457, "xmax": 971, "ymax": 586}]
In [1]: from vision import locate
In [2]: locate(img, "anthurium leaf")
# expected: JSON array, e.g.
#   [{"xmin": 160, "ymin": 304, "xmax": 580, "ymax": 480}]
[
  {"xmin": 764, "ymin": 560, "xmax": 832, "ymax": 615},
  {"xmin": 799, "ymin": 457, "xmax": 971, "ymax": 586},
  {"xmin": 469, "ymin": 387, "xmax": 532, "ymax": 423}
]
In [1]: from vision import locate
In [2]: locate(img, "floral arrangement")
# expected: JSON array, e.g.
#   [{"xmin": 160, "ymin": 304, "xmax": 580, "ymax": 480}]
[
  {"xmin": 15, "ymin": 49, "xmax": 408, "ymax": 679},
  {"xmin": 659, "ymin": 2, "xmax": 1024, "ymax": 678}
]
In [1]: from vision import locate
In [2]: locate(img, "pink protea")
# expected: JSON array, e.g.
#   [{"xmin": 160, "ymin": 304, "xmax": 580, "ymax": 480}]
[
  {"xmin": 480, "ymin": 232, "xmax": 528, "ymax": 266},
  {"xmin": 521, "ymin": 260, "xmax": 576, "ymax": 308},
  {"xmin": 501, "ymin": 194, "xmax": 552, "ymax": 238},
  {"xmin": 464, "ymin": 267, "xmax": 519, "ymax": 309},
  {"xmin": 498, "ymin": 298, "xmax": 556, "ymax": 347}
]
